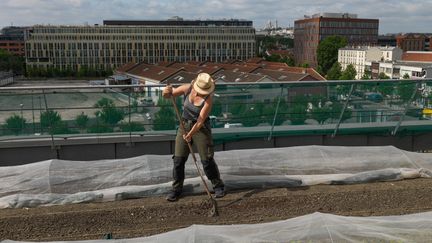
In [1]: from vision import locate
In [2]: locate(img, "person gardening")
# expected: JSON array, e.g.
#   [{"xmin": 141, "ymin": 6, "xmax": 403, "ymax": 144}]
[{"xmin": 162, "ymin": 72, "xmax": 225, "ymax": 202}]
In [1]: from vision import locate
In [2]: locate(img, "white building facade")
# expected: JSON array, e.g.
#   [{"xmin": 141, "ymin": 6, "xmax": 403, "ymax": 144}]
[{"xmin": 338, "ymin": 46, "xmax": 403, "ymax": 79}]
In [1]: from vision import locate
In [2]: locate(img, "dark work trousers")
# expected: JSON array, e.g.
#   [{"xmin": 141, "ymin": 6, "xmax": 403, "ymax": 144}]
[{"xmin": 172, "ymin": 119, "xmax": 224, "ymax": 191}]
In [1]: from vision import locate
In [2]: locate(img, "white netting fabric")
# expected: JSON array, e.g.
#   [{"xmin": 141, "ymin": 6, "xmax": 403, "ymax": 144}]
[
  {"xmin": 2, "ymin": 211, "xmax": 432, "ymax": 242},
  {"xmin": 1, "ymin": 145, "xmax": 431, "ymax": 208}
]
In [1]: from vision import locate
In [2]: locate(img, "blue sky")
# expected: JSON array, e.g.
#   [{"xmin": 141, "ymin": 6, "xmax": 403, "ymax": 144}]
[{"xmin": 1, "ymin": 0, "xmax": 431, "ymax": 34}]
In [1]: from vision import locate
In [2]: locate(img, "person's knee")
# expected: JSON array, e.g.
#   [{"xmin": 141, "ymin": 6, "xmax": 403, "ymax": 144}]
[
  {"xmin": 173, "ymin": 156, "xmax": 187, "ymax": 166},
  {"xmin": 201, "ymin": 157, "xmax": 215, "ymax": 168}
]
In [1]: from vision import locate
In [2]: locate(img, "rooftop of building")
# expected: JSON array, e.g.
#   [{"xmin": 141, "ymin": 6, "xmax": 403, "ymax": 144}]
[
  {"xmin": 402, "ymin": 51, "xmax": 432, "ymax": 63},
  {"xmin": 340, "ymin": 46, "xmax": 400, "ymax": 51},
  {"xmin": 394, "ymin": 61, "xmax": 432, "ymax": 68},
  {"xmin": 213, "ymin": 70, "xmax": 270, "ymax": 83},
  {"xmin": 116, "ymin": 60, "xmax": 326, "ymax": 84},
  {"xmin": 298, "ymin": 12, "xmax": 378, "ymax": 21},
  {"xmin": 103, "ymin": 17, "xmax": 253, "ymax": 27}
]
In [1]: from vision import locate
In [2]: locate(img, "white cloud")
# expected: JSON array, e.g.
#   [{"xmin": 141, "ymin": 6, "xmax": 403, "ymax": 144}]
[{"xmin": 0, "ymin": 0, "xmax": 431, "ymax": 33}]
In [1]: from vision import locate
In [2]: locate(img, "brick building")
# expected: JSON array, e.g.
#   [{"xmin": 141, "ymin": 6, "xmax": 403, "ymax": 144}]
[
  {"xmin": 396, "ymin": 34, "xmax": 426, "ymax": 52},
  {"xmin": 402, "ymin": 51, "xmax": 432, "ymax": 62},
  {"xmin": 294, "ymin": 13, "xmax": 379, "ymax": 68},
  {"xmin": 0, "ymin": 26, "xmax": 28, "ymax": 56}
]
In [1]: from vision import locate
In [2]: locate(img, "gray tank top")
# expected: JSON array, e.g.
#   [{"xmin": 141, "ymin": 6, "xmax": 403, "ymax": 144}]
[{"xmin": 182, "ymin": 87, "xmax": 209, "ymax": 121}]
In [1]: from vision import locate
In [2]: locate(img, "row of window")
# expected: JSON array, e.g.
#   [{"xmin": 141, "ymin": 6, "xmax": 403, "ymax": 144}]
[
  {"xmin": 29, "ymin": 53, "xmax": 254, "ymax": 67},
  {"xmin": 321, "ymin": 28, "xmax": 378, "ymax": 35},
  {"xmin": 29, "ymin": 34, "xmax": 255, "ymax": 42},
  {"xmin": 320, "ymin": 21, "xmax": 378, "ymax": 29},
  {"xmin": 27, "ymin": 47, "xmax": 256, "ymax": 58},
  {"xmin": 34, "ymin": 27, "xmax": 254, "ymax": 35},
  {"xmin": 27, "ymin": 41, "xmax": 254, "ymax": 51}
]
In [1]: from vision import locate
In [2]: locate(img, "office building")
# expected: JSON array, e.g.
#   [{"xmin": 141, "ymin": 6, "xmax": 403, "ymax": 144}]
[
  {"xmin": 25, "ymin": 18, "xmax": 256, "ymax": 71},
  {"xmin": 396, "ymin": 33, "xmax": 426, "ymax": 52},
  {"xmin": 294, "ymin": 13, "xmax": 379, "ymax": 68},
  {"xmin": 0, "ymin": 26, "xmax": 29, "ymax": 56}
]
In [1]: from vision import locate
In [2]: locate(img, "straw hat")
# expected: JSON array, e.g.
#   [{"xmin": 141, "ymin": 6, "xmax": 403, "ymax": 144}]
[{"xmin": 193, "ymin": 73, "xmax": 215, "ymax": 95}]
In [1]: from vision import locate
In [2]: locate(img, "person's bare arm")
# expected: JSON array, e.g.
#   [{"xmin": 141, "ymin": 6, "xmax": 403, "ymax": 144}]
[
  {"xmin": 183, "ymin": 95, "xmax": 213, "ymax": 142},
  {"xmin": 162, "ymin": 83, "xmax": 191, "ymax": 98}
]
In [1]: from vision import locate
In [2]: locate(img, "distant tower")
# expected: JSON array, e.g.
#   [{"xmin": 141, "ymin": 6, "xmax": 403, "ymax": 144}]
[
  {"xmin": 275, "ymin": 20, "xmax": 278, "ymax": 29},
  {"xmin": 266, "ymin": 20, "xmax": 273, "ymax": 30}
]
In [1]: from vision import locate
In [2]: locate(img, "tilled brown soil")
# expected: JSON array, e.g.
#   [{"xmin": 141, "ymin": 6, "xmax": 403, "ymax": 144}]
[{"xmin": 1, "ymin": 178, "xmax": 432, "ymax": 241}]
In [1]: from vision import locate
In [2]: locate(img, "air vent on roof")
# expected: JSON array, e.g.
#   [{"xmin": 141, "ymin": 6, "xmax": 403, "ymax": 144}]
[
  {"xmin": 235, "ymin": 78, "xmax": 241, "ymax": 82},
  {"xmin": 158, "ymin": 71, "xmax": 165, "ymax": 75},
  {"xmin": 279, "ymin": 75, "xmax": 287, "ymax": 80},
  {"xmin": 143, "ymin": 68, "xmax": 149, "ymax": 71},
  {"xmin": 233, "ymin": 68, "xmax": 239, "ymax": 72}
]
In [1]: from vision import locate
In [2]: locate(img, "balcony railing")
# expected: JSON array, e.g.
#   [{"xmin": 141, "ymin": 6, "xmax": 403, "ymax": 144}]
[{"xmin": 1, "ymin": 79, "xmax": 432, "ymax": 144}]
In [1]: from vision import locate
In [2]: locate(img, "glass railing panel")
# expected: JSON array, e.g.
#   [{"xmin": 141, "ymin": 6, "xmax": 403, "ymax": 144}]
[{"xmin": 1, "ymin": 80, "xmax": 432, "ymax": 142}]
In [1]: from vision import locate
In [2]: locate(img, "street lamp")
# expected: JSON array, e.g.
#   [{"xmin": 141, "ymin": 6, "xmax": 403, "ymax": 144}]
[
  {"xmin": 31, "ymin": 95, "xmax": 35, "ymax": 133},
  {"xmin": 20, "ymin": 103, "xmax": 24, "ymax": 133}
]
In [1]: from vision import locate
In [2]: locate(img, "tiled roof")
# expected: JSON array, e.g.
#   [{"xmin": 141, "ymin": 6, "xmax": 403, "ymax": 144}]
[
  {"xmin": 245, "ymin": 57, "xmax": 265, "ymax": 64},
  {"xmin": 163, "ymin": 71, "xmax": 197, "ymax": 84},
  {"xmin": 259, "ymin": 64, "xmax": 326, "ymax": 81},
  {"xmin": 402, "ymin": 52, "xmax": 432, "ymax": 62},
  {"xmin": 213, "ymin": 70, "xmax": 270, "ymax": 83},
  {"xmin": 127, "ymin": 63, "xmax": 182, "ymax": 83},
  {"xmin": 122, "ymin": 61, "xmax": 325, "ymax": 84},
  {"xmin": 253, "ymin": 69, "xmax": 310, "ymax": 81},
  {"xmin": 216, "ymin": 63, "xmax": 261, "ymax": 73},
  {"xmin": 155, "ymin": 61, "xmax": 177, "ymax": 67},
  {"xmin": 168, "ymin": 63, "xmax": 222, "ymax": 74},
  {"xmin": 116, "ymin": 62, "xmax": 140, "ymax": 73}
]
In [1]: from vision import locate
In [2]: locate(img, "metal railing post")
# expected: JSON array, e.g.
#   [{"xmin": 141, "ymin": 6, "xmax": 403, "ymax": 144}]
[
  {"xmin": 392, "ymin": 82, "xmax": 420, "ymax": 136},
  {"xmin": 268, "ymin": 85, "xmax": 284, "ymax": 141},
  {"xmin": 332, "ymin": 83, "xmax": 355, "ymax": 138}
]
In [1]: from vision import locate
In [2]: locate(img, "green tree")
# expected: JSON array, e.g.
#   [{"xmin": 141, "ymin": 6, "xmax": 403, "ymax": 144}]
[
  {"xmin": 263, "ymin": 98, "xmax": 288, "ymax": 126},
  {"xmin": 376, "ymin": 82, "xmax": 394, "ymax": 97},
  {"xmin": 403, "ymin": 73, "xmax": 410, "ymax": 79},
  {"xmin": 281, "ymin": 56, "xmax": 295, "ymax": 66},
  {"xmin": 361, "ymin": 70, "xmax": 371, "ymax": 80},
  {"xmin": 0, "ymin": 49, "xmax": 25, "ymax": 74},
  {"xmin": 289, "ymin": 104, "xmax": 308, "ymax": 125},
  {"xmin": 5, "ymin": 114, "xmax": 26, "ymax": 135},
  {"xmin": 288, "ymin": 96, "xmax": 308, "ymax": 125},
  {"xmin": 75, "ymin": 113, "xmax": 89, "ymax": 130},
  {"xmin": 94, "ymin": 98, "xmax": 125, "ymax": 125},
  {"xmin": 326, "ymin": 62, "xmax": 342, "ymax": 80},
  {"xmin": 241, "ymin": 107, "xmax": 261, "ymax": 127},
  {"xmin": 153, "ymin": 97, "xmax": 176, "ymax": 131},
  {"xmin": 330, "ymin": 102, "xmax": 352, "ymax": 122},
  {"xmin": 317, "ymin": 36, "xmax": 348, "ymax": 75},
  {"xmin": 300, "ymin": 63, "xmax": 310, "ymax": 68},
  {"xmin": 87, "ymin": 122, "xmax": 114, "ymax": 133},
  {"xmin": 229, "ymin": 101, "xmax": 246, "ymax": 116},
  {"xmin": 378, "ymin": 72, "xmax": 390, "ymax": 79},
  {"xmin": 40, "ymin": 110, "xmax": 70, "ymax": 134},
  {"xmin": 212, "ymin": 100, "xmax": 223, "ymax": 117},
  {"xmin": 340, "ymin": 64, "xmax": 357, "ymax": 80},
  {"xmin": 40, "ymin": 110, "xmax": 62, "ymax": 130},
  {"xmin": 397, "ymin": 82, "xmax": 416, "ymax": 103},
  {"xmin": 78, "ymin": 66, "xmax": 88, "ymax": 78},
  {"xmin": 311, "ymin": 106, "xmax": 332, "ymax": 124},
  {"xmin": 265, "ymin": 54, "xmax": 281, "ymax": 62},
  {"xmin": 120, "ymin": 122, "xmax": 145, "ymax": 132}
]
